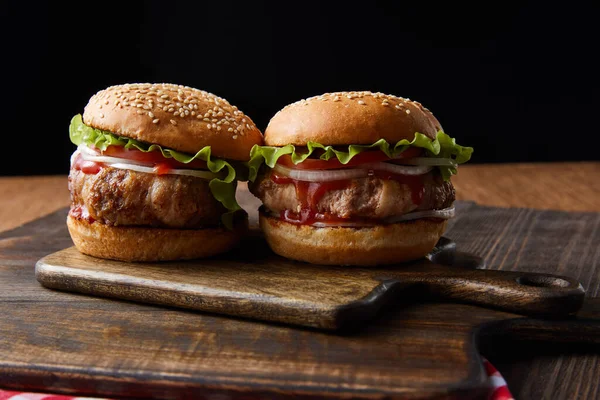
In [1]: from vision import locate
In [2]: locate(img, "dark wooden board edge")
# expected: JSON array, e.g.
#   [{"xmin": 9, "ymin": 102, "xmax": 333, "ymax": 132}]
[
  {"xmin": 0, "ymin": 362, "xmax": 492, "ymax": 400},
  {"xmin": 34, "ymin": 237, "xmax": 464, "ymax": 331},
  {"xmin": 35, "ymin": 255, "xmax": 340, "ymax": 330}
]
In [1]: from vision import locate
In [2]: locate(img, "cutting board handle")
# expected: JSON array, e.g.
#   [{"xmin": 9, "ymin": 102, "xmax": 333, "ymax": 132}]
[{"xmin": 407, "ymin": 267, "xmax": 586, "ymax": 316}]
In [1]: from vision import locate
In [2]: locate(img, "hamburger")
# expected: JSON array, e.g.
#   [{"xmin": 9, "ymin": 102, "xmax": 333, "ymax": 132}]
[
  {"xmin": 68, "ymin": 83, "xmax": 263, "ymax": 262},
  {"xmin": 248, "ymin": 91, "xmax": 473, "ymax": 266}
]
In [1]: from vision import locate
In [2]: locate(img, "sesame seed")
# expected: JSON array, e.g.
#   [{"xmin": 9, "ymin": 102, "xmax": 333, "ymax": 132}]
[
  {"xmin": 333, "ymin": 96, "xmax": 340, "ymax": 102},
  {"xmin": 174, "ymin": 111, "xmax": 180, "ymax": 116},
  {"xmin": 207, "ymin": 124, "xmax": 212, "ymax": 129},
  {"xmin": 152, "ymin": 119, "xmax": 160, "ymax": 124},
  {"xmin": 358, "ymin": 100, "xmax": 366, "ymax": 105},
  {"xmin": 148, "ymin": 112, "xmax": 154, "ymax": 118},
  {"xmin": 168, "ymin": 108, "xmax": 174, "ymax": 113},
  {"xmin": 232, "ymin": 135, "xmax": 238, "ymax": 139},
  {"xmin": 228, "ymin": 127, "xmax": 233, "ymax": 132},
  {"xmin": 170, "ymin": 119, "xmax": 177, "ymax": 125},
  {"xmin": 99, "ymin": 113, "xmax": 104, "ymax": 118},
  {"xmin": 405, "ymin": 109, "xmax": 411, "ymax": 114},
  {"xmin": 217, "ymin": 126, "xmax": 221, "ymax": 131}
]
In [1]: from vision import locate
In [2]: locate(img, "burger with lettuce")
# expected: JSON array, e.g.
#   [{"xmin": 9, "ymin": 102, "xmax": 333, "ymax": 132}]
[
  {"xmin": 68, "ymin": 83, "xmax": 263, "ymax": 262},
  {"xmin": 248, "ymin": 91, "xmax": 472, "ymax": 266}
]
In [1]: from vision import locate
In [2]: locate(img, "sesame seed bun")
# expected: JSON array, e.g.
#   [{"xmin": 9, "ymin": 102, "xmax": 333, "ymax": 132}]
[
  {"xmin": 67, "ymin": 214, "xmax": 248, "ymax": 262},
  {"xmin": 264, "ymin": 91, "xmax": 442, "ymax": 146},
  {"xmin": 83, "ymin": 83, "xmax": 263, "ymax": 161},
  {"xmin": 259, "ymin": 210, "xmax": 447, "ymax": 266}
]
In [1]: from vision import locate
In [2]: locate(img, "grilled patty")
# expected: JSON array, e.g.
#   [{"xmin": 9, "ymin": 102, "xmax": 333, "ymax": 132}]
[
  {"xmin": 69, "ymin": 166, "xmax": 225, "ymax": 228},
  {"xmin": 249, "ymin": 170, "xmax": 455, "ymax": 219}
]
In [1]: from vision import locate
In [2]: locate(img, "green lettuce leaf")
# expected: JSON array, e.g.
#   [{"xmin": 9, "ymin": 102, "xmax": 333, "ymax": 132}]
[
  {"xmin": 248, "ymin": 131, "xmax": 473, "ymax": 182},
  {"xmin": 69, "ymin": 114, "xmax": 241, "ymax": 229}
]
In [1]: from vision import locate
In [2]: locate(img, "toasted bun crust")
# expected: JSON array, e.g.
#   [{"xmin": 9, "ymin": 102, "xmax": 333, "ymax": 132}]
[
  {"xmin": 265, "ymin": 91, "xmax": 442, "ymax": 146},
  {"xmin": 259, "ymin": 211, "xmax": 447, "ymax": 266},
  {"xmin": 83, "ymin": 83, "xmax": 263, "ymax": 161},
  {"xmin": 67, "ymin": 214, "xmax": 247, "ymax": 262}
]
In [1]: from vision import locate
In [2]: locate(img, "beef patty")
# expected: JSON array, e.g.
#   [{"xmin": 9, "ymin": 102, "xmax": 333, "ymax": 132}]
[
  {"xmin": 250, "ymin": 170, "xmax": 455, "ymax": 219},
  {"xmin": 69, "ymin": 166, "xmax": 225, "ymax": 228}
]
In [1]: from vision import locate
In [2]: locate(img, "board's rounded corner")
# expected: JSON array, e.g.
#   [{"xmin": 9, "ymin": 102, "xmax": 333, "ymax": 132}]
[{"xmin": 333, "ymin": 279, "xmax": 401, "ymax": 331}]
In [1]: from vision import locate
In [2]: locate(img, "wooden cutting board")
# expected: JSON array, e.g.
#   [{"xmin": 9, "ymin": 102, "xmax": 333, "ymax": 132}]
[
  {"xmin": 35, "ymin": 236, "xmax": 585, "ymax": 330},
  {"xmin": 1, "ymin": 193, "xmax": 599, "ymax": 399}
]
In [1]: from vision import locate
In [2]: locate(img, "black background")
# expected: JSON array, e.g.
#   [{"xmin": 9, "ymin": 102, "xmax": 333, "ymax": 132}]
[{"xmin": 1, "ymin": 1, "xmax": 598, "ymax": 175}]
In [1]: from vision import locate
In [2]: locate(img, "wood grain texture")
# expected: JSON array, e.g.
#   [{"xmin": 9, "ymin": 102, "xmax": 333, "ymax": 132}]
[
  {"xmin": 453, "ymin": 162, "xmax": 600, "ymax": 211},
  {"xmin": 34, "ymin": 243, "xmax": 585, "ymax": 330},
  {"xmin": 0, "ymin": 175, "xmax": 69, "ymax": 232},
  {"xmin": 1, "ymin": 202, "xmax": 599, "ymax": 398},
  {"xmin": 445, "ymin": 202, "xmax": 600, "ymax": 399}
]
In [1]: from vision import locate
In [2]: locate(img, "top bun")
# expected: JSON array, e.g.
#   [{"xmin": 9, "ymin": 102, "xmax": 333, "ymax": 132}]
[
  {"xmin": 264, "ymin": 91, "xmax": 442, "ymax": 146},
  {"xmin": 83, "ymin": 83, "xmax": 263, "ymax": 161}
]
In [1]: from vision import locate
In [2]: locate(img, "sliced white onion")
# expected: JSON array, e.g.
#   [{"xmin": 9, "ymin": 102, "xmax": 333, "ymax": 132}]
[
  {"xmin": 310, "ymin": 207, "xmax": 455, "ymax": 227},
  {"xmin": 298, "ymin": 206, "xmax": 455, "ymax": 228},
  {"xmin": 78, "ymin": 145, "xmax": 101, "ymax": 156},
  {"xmin": 358, "ymin": 162, "xmax": 433, "ymax": 176},
  {"xmin": 271, "ymin": 206, "xmax": 456, "ymax": 228},
  {"xmin": 385, "ymin": 206, "xmax": 456, "ymax": 223},
  {"xmin": 70, "ymin": 150, "xmax": 80, "ymax": 167},
  {"xmin": 311, "ymin": 220, "xmax": 378, "ymax": 228},
  {"xmin": 77, "ymin": 145, "xmax": 217, "ymax": 180},
  {"xmin": 273, "ymin": 164, "xmax": 369, "ymax": 182},
  {"xmin": 80, "ymin": 153, "xmax": 155, "ymax": 167},
  {"xmin": 109, "ymin": 163, "xmax": 218, "ymax": 179},
  {"xmin": 400, "ymin": 157, "xmax": 457, "ymax": 167}
]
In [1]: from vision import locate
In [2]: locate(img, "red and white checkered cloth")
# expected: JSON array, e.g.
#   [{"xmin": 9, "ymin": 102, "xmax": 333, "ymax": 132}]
[
  {"xmin": 483, "ymin": 357, "xmax": 515, "ymax": 400},
  {"xmin": 0, "ymin": 359, "xmax": 513, "ymax": 400}
]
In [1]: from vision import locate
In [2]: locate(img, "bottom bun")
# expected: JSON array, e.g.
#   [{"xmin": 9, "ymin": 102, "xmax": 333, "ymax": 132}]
[
  {"xmin": 67, "ymin": 214, "xmax": 247, "ymax": 262},
  {"xmin": 259, "ymin": 211, "xmax": 447, "ymax": 266}
]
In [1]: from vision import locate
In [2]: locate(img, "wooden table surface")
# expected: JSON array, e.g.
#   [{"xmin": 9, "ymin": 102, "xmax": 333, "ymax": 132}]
[
  {"xmin": 4, "ymin": 162, "xmax": 599, "ymax": 234},
  {"xmin": 2, "ymin": 161, "xmax": 600, "ymax": 399}
]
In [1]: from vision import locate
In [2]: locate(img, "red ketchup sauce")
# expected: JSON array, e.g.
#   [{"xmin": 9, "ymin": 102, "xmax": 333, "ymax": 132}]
[
  {"xmin": 270, "ymin": 169, "xmax": 425, "ymax": 226},
  {"xmin": 72, "ymin": 153, "xmax": 104, "ymax": 174},
  {"xmin": 271, "ymin": 173, "xmax": 352, "ymax": 225}
]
